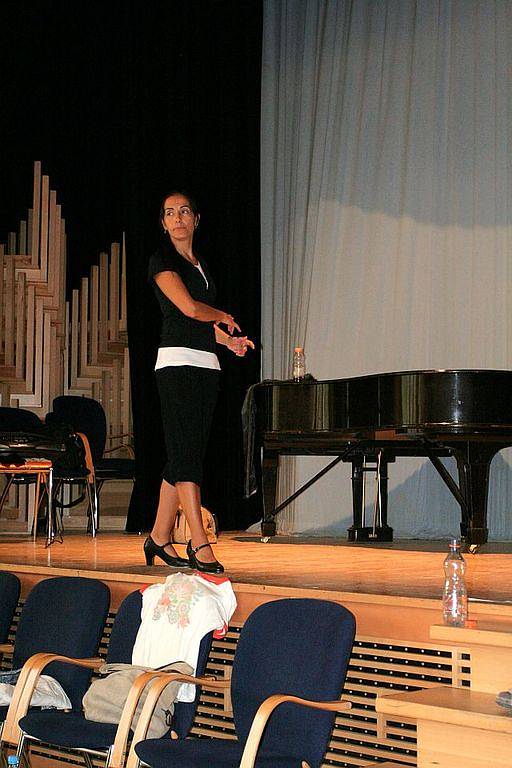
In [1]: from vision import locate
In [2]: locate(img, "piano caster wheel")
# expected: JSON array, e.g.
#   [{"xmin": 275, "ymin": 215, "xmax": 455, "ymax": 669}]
[
  {"xmin": 261, "ymin": 520, "xmax": 277, "ymax": 538},
  {"xmin": 461, "ymin": 527, "xmax": 488, "ymax": 549},
  {"xmin": 261, "ymin": 536, "xmax": 270, "ymax": 543}
]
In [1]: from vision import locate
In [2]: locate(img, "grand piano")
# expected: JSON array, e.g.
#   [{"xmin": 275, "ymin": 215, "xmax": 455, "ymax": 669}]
[{"xmin": 253, "ymin": 369, "xmax": 512, "ymax": 546}]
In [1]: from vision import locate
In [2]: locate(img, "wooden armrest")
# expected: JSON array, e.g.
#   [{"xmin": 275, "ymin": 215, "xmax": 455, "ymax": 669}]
[
  {"xmin": 17, "ymin": 653, "xmax": 103, "ymax": 674},
  {"xmin": 109, "ymin": 671, "xmax": 179, "ymax": 768},
  {"xmin": 124, "ymin": 673, "xmax": 227, "ymax": 768},
  {"xmin": 239, "ymin": 695, "xmax": 351, "ymax": 768},
  {"xmin": 76, "ymin": 432, "xmax": 95, "ymax": 481},
  {"xmin": 1, "ymin": 653, "xmax": 103, "ymax": 746},
  {"xmin": 0, "ymin": 643, "xmax": 14, "ymax": 654},
  {"xmin": 1, "ymin": 653, "xmax": 55, "ymax": 745}
]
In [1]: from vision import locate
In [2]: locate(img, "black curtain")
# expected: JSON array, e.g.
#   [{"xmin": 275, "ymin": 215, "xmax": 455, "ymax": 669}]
[{"xmin": 0, "ymin": 0, "xmax": 263, "ymax": 533}]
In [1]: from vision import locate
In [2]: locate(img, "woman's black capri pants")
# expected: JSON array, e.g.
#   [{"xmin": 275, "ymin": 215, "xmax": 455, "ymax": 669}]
[{"xmin": 156, "ymin": 365, "xmax": 220, "ymax": 486}]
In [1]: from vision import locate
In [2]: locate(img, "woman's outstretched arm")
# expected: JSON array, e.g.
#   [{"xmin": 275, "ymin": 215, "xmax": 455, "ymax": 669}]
[{"xmin": 155, "ymin": 270, "xmax": 239, "ymax": 333}]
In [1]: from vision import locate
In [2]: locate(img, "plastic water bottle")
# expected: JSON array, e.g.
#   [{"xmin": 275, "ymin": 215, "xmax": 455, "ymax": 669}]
[
  {"xmin": 7, "ymin": 756, "xmax": 20, "ymax": 767},
  {"xmin": 442, "ymin": 538, "xmax": 468, "ymax": 627},
  {"xmin": 292, "ymin": 347, "xmax": 305, "ymax": 382}
]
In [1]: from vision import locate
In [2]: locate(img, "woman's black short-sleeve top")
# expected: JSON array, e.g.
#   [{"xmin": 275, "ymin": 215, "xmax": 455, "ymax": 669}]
[{"xmin": 148, "ymin": 245, "xmax": 217, "ymax": 353}]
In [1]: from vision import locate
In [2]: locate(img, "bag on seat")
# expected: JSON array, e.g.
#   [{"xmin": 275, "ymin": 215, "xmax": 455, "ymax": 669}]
[
  {"xmin": 82, "ymin": 661, "xmax": 192, "ymax": 738},
  {"xmin": 171, "ymin": 506, "xmax": 217, "ymax": 544}
]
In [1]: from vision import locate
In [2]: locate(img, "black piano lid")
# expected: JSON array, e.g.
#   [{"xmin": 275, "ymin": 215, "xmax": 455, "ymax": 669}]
[{"xmin": 255, "ymin": 368, "xmax": 512, "ymax": 433}]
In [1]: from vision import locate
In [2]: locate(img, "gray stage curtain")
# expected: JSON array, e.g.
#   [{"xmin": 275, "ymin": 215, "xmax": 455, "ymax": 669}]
[{"xmin": 261, "ymin": 0, "xmax": 512, "ymax": 539}]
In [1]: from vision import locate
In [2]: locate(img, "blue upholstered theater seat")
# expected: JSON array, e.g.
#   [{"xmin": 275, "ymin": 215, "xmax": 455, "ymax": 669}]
[
  {"xmin": 0, "ymin": 575, "xmax": 110, "ymax": 736},
  {"xmin": 0, "ymin": 571, "xmax": 20, "ymax": 644},
  {"xmin": 18, "ymin": 589, "xmax": 213, "ymax": 763},
  {"xmin": 135, "ymin": 598, "xmax": 356, "ymax": 768}
]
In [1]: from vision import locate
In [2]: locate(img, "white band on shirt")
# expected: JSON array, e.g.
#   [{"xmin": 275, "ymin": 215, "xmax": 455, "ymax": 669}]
[{"xmin": 155, "ymin": 347, "xmax": 220, "ymax": 371}]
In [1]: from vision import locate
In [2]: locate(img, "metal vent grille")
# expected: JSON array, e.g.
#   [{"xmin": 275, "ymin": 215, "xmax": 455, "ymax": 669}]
[{"xmin": 0, "ymin": 599, "xmax": 23, "ymax": 670}]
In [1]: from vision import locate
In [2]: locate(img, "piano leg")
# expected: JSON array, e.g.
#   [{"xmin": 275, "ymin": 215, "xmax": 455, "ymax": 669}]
[
  {"xmin": 347, "ymin": 458, "xmax": 364, "ymax": 542},
  {"xmin": 347, "ymin": 456, "xmax": 394, "ymax": 542},
  {"xmin": 261, "ymin": 449, "xmax": 278, "ymax": 537},
  {"xmin": 375, "ymin": 456, "xmax": 393, "ymax": 541},
  {"xmin": 455, "ymin": 444, "xmax": 499, "ymax": 546}
]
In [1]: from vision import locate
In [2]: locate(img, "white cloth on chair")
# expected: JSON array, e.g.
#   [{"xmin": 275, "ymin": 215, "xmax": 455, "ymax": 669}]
[
  {"xmin": 132, "ymin": 572, "xmax": 237, "ymax": 701},
  {"xmin": 0, "ymin": 669, "xmax": 72, "ymax": 710}
]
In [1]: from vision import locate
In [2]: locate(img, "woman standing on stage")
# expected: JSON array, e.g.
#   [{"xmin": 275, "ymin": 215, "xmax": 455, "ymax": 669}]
[{"xmin": 144, "ymin": 191, "xmax": 253, "ymax": 574}]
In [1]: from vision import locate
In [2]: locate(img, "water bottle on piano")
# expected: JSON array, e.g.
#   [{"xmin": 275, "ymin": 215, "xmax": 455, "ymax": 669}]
[
  {"xmin": 292, "ymin": 347, "xmax": 305, "ymax": 382},
  {"xmin": 442, "ymin": 538, "xmax": 468, "ymax": 627}
]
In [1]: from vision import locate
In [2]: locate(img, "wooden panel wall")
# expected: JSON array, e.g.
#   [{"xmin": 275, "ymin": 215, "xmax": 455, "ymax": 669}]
[
  {"xmin": 64, "ymin": 235, "xmax": 131, "ymax": 448},
  {"xmin": 0, "ymin": 162, "xmax": 66, "ymax": 413},
  {"xmin": 0, "ymin": 162, "xmax": 132, "ymax": 524}
]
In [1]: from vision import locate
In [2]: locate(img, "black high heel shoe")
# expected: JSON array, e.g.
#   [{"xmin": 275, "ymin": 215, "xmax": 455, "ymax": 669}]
[
  {"xmin": 187, "ymin": 540, "xmax": 224, "ymax": 574},
  {"xmin": 144, "ymin": 536, "xmax": 190, "ymax": 568}
]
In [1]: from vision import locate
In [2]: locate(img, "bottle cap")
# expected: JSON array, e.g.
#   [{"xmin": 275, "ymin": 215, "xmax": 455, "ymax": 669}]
[{"xmin": 294, "ymin": 346, "xmax": 303, "ymax": 353}]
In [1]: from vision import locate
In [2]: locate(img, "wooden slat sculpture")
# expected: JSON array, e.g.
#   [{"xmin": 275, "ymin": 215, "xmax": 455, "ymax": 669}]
[
  {"xmin": 0, "ymin": 162, "xmax": 132, "ymax": 529},
  {"xmin": 64, "ymin": 237, "xmax": 131, "ymax": 449}
]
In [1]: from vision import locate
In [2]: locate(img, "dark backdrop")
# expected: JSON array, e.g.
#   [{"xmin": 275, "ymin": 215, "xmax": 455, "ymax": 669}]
[{"xmin": 0, "ymin": 0, "xmax": 263, "ymax": 532}]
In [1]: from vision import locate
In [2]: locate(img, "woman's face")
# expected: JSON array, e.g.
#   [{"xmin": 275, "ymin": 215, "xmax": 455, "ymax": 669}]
[{"xmin": 161, "ymin": 194, "xmax": 199, "ymax": 244}]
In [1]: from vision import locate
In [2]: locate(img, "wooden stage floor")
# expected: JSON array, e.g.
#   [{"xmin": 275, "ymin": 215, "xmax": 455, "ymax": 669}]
[
  {"xmin": 0, "ymin": 530, "xmax": 511, "ymax": 604},
  {"xmin": 2, "ymin": 530, "xmax": 512, "ymax": 768}
]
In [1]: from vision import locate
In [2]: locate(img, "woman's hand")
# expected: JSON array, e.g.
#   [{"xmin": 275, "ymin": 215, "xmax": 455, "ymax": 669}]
[
  {"xmin": 225, "ymin": 335, "xmax": 255, "ymax": 357},
  {"xmin": 217, "ymin": 313, "xmax": 241, "ymax": 335},
  {"xmin": 214, "ymin": 322, "xmax": 254, "ymax": 355}
]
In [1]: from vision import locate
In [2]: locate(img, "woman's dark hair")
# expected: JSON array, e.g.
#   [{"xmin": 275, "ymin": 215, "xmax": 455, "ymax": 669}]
[{"xmin": 159, "ymin": 190, "xmax": 199, "ymax": 226}]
